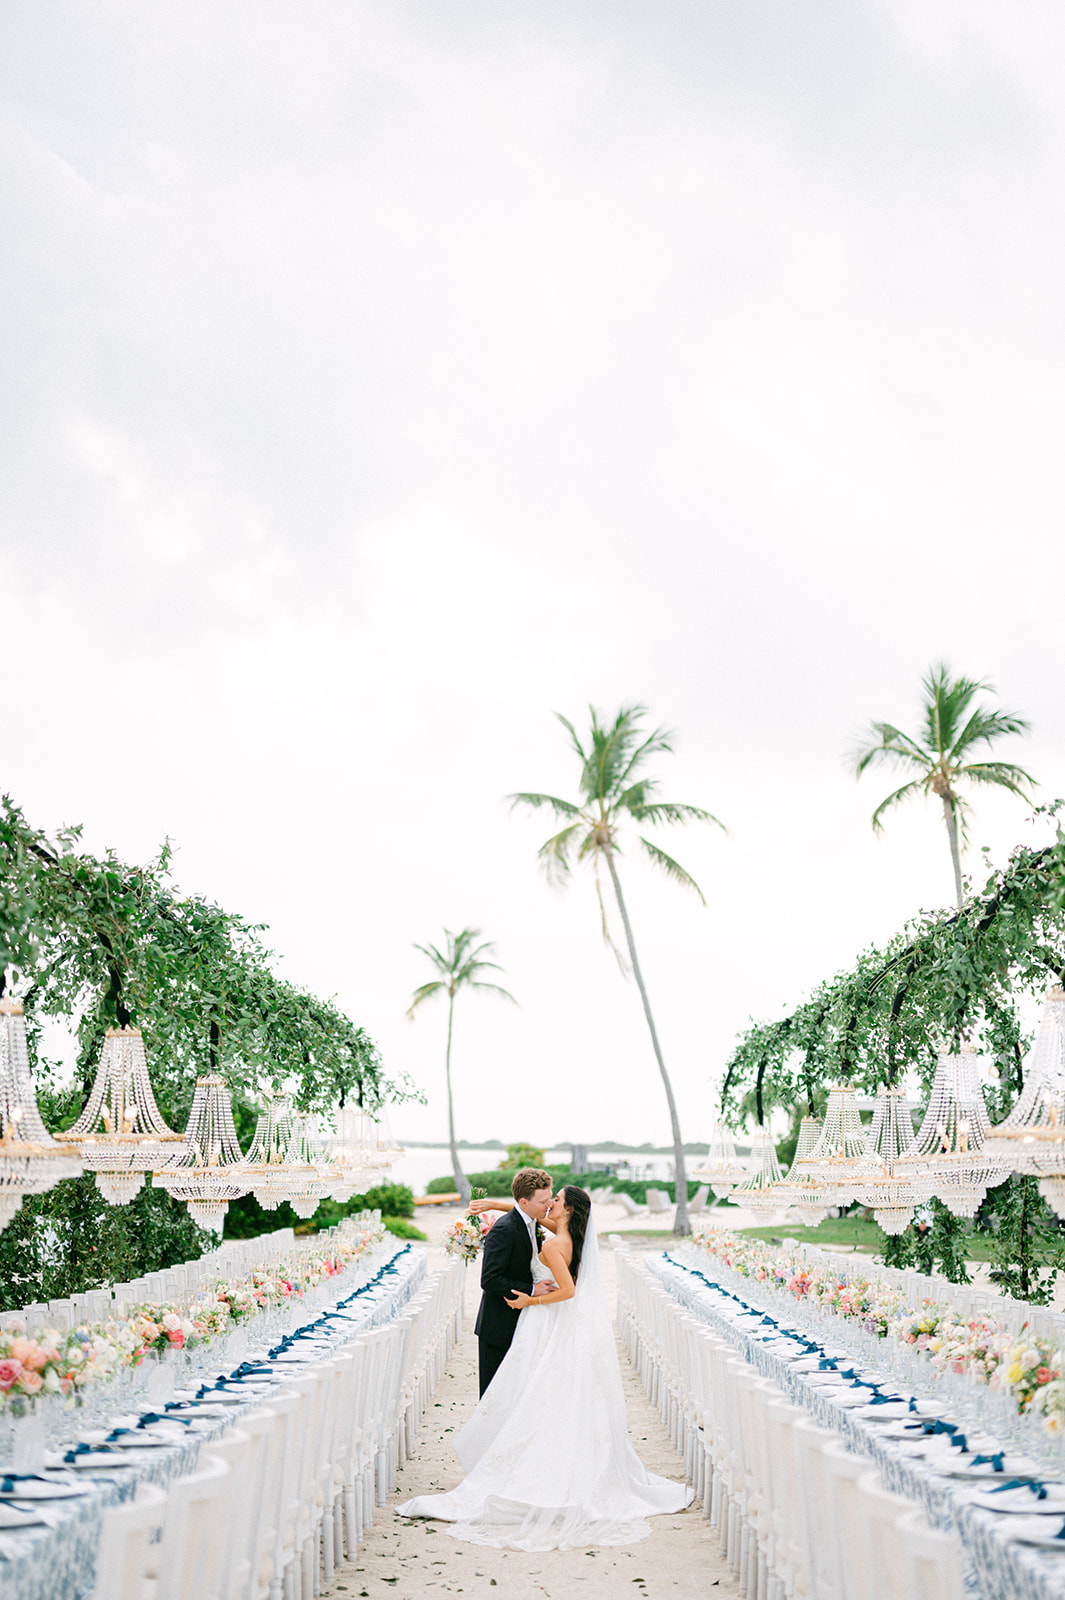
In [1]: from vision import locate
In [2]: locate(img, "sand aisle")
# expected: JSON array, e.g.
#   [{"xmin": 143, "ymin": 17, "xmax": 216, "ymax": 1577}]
[{"xmin": 321, "ymin": 1227, "xmax": 740, "ymax": 1600}]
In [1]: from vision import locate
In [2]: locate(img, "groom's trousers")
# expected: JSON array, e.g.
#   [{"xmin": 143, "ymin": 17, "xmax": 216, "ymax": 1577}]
[{"xmin": 478, "ymin": 1339, "xmax": 509, "ymax": 1397}]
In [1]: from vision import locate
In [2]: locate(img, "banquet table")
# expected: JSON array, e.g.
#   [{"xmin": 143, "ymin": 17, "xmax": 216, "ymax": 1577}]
[
  {"xmin": 0, "ymin": 1239, "xmax": 425, "ymax": 1600},
  {"xmin": 648, "ymin": 1251, "xmax": 1065, "ymax": 1600}
]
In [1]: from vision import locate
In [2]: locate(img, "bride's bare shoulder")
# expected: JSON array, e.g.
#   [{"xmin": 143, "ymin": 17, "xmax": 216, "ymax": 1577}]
[{"xmin": 541, "ymin": 1232, "xmax": 572, "ymax": 1265}]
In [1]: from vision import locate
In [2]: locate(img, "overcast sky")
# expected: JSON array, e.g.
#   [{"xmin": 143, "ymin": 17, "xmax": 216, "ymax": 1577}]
[{"xmin": 3, "ymin": 2, "xmax": 1064, "ymax": 1149}]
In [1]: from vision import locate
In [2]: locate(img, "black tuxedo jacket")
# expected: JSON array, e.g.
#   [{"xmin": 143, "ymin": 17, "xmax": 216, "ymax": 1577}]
[{"xmin": 474, "ymin": 1206, "xmax": 541, "ymax": 1349}]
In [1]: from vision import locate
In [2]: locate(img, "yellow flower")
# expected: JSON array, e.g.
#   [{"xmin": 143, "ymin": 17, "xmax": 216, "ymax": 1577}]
[{"xmin": 1007, "ymin": 1361, "xmax": 1024, "ymax": 1384}]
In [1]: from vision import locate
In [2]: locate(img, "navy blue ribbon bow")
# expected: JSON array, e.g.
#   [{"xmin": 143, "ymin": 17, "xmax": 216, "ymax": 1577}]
[
  {"xmin": 971, "ymin": 1454, "xmax": 1005, "ymax": 1473},
  {"xmin": 989, "ymin": 1478, "xmax": 1048, "ymax": 1499}
]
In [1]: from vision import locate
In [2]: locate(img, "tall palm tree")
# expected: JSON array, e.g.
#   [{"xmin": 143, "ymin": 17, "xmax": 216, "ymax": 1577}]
[
  {"xmin": 510, "ymin": 705, "xmax": 724, "ymax": 1237},
  {"xmin": 406, "ymin": 928, "xmax": 517, "ymax": 1205},
  {"xmin": 855, "ymin": 663, "xmax": 1036, "ymax": 907}
]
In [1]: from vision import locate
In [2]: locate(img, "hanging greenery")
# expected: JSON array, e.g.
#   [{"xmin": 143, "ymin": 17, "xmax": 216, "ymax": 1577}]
[
  {"xmin": 721, "ymin": 818, "xmax": 1065, "ymax": 1296},
  {"xmin": 0, "ymin": 794, "xmax": 418, "ymax": 1304}
]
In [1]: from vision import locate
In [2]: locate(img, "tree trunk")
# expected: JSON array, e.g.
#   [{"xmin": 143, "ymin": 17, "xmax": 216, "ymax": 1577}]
[
  {"xmin": 942, "ymin": 793, "xmax": 964, "ymax": 908},
  {"xmin": 603, "ymin": 844, "xmax": 690, "ymax": 1236},
  {"xmin": 444, "ymin": 991, "xmax": 470, "ymax": 1205}
]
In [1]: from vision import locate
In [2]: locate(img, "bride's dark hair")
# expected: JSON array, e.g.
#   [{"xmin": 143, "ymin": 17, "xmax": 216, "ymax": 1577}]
[{"xmin": 561, "ymin": 1185, "xmax": 592, "ymax": 1283}]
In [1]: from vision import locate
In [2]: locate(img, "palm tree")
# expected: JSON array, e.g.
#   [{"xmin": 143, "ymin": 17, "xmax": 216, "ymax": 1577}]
[
  {"xmin": 406, "ymin": 928, "xmax": 517, "ymax": 1205},
  {"xmin": 855, "ymin": 663, "xmax": 1036, "ymax": 907},
  {"xmin": 510, "ymin": 705, "xmax": 724, "ymax": 1236}
]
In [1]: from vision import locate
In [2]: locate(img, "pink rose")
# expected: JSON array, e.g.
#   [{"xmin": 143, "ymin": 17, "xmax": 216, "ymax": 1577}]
[
  {"xmin": 24, "ymin": 1345, "xmax": 49, "ymax": 1372},
  {"xmin": 1037, "ymin": 1366, "xmax": 1051, "ymax": 1384},
  {"xmin": 9, "ymin": 1338, "xmax": 33, "ymax": 1365},
  {"xmin": 19, "ymin": 1370, "xmax": 43, "ymax": 1394},
  {"xmin": 167, "ymin": 1330, "xmax": 185, "ymax": 1348},
  {"xmin": 0, "ymin": 1359, "xmax": 22, "ymax": 1390}
]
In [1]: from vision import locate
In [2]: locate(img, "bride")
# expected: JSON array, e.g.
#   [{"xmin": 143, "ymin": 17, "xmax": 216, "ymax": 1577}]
[{"xmin": 397, "ymin": 1185, "xmax": 692, "ymax": 1550}]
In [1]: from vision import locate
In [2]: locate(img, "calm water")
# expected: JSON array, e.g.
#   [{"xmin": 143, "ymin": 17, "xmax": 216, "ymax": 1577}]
[{"xmin": 389, "ymin": 1145, "xmax": 677, "ymax": 1195}]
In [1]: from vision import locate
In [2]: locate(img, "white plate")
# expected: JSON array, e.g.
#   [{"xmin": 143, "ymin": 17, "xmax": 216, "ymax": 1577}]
[
  {"xmin": 62, "ymin": 1452, "xmax": 140, "ymax": 1471},
  {"xmin": 819, "ymin": 1387, "xmax": 876, "ymax": 1408},
  {"xmin": 0, "ymin": 1501, "xmax": 51, "ymax": 1528},
  {"xmin": 1001, "ymin": 1515, "xmax": 1065, "ymax": 1548},
  {"xmin": 969, "ymin": 1485, "xmax": 1065, "ymax": 1515},
  {"xmin": 0, "ymin": 1477, "xmax": 90, "ymax": 1500},
  {"xmin": 856, "ymin": 1401, "xmax": 916, "ymax": 1420}
]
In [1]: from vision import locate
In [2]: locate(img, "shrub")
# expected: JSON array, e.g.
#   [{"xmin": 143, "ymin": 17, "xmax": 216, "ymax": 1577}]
[
  {"xmin": 426, "ymin": 1166, "xmax": 570, "ymax": 1197},
  {"xmin": 384, "ymin": 1216, "xmax": 427, "ymax": 1240}
]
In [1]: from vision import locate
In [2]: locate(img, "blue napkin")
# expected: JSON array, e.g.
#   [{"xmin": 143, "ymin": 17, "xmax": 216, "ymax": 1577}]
[
  {"xmin": 988, "ymin": 1478, "xmax": 1049, "ymax": 1500},
  {"xmin": 971, "ymin": 1453, "xmax": 1005, "ymax": 1473}
]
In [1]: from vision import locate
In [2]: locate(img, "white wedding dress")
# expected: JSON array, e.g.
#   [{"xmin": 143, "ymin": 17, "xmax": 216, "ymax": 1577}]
[{"xmin": 398, "ymin": 1217, "xmax": 692, "ymax": 1550}]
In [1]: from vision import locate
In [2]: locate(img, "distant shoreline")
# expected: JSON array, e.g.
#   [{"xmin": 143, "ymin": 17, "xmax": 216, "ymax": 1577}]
[{"xmin": 396, "ymin": 1139, "xmax": 713, "ymax": 1156}]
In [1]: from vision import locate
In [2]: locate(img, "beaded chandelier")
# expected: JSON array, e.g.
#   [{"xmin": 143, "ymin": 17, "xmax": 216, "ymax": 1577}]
[
  {"xmin": 792, "ymin": 1083, "xmax": 868, "ymax": 1208},
  {"xmin": 53, "ymin": 1027, "xmax": 186, "ymax": 1204},
  {"xmin": 896, "ymin": 1046, "xmax": 1004, "ymax": 1218},
  {"xmin": 153, "ymin": 1075, "xmax": 250, "ymax": 1233},
  {"xmin": 0, "ymin": 999, "xmax": 83, "ymax": 1230},
  {"xmin": 772, "ymin": 1116, "xmax": 829, "ymax": 1225},
  {"xmin": 693, "ymin": 1121, "xmax": 747, "ymax": 1199},
  {"xmin": 851, "ymin": 1086, "xmax": 920, "ymax": 1234},
  {"xmin": 984, "ymin": 986, "xmax": 1065, "ymax": 1216},
  {"xmin": 731, "ymin": 1126, "xmax": 785, "ymax": 1219}
]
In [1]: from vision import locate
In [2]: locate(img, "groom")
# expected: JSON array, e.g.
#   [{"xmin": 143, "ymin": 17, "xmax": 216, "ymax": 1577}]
[{"xmin": 474, "ymin": 1166, "xmax": 554, "ymax": 1396}]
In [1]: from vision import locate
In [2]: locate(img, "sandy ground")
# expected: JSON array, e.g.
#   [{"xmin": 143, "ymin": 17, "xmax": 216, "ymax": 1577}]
[{"xmin": 321, "ymin": 1211, "xmax": 740, "ymax": 1600}]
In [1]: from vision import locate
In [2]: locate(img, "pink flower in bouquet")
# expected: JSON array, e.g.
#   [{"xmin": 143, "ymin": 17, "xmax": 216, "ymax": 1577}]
[
  {"xmin": 0, "ymin": 1359, "xmax": 22, "ymax": 1389},
  {"xmin": 1038, "ymin": 1366, "xmax": 1051, "ymax": 1384},
  {"xmin": 167, "ymin": 1330, "xmax": 185, "ymax": 1348},
  {"xmin": 23, "ymin": 1344, "xmax": 49, "ymax": 1372},
  {"xmin": 19, "ymin": 1370, "xmax": 43, "ymax": 1394},
  {"xmin": 9, "ymin": 1337, "xmax": 34, "ymax": 1366}
]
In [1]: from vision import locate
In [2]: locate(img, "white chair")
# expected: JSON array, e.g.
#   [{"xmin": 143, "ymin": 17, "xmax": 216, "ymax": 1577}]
[
  {"xmin": 646, "ymin": 1187, "xmax": 672, "ymax": 1214},
  {"xmin": 896, "ymin": 1508, "xmax": 967, "ymax": 1600},
  {"xmin": 91, "ymin": 1481, "xmax": 167, "ymax": 1600},
  {"xmin": 154, "ymin": 1453, "xmax": 232, "ymax": 1600}
]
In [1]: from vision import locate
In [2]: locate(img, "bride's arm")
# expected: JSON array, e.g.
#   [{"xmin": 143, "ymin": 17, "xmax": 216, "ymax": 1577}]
[
  {"xmin": 469, "ymin": 1198, "xmax": 557, "ymax": 1232},
  {"xmin": 505, "ymin": 1239, "xmax": 574, "ymax": 1307}
]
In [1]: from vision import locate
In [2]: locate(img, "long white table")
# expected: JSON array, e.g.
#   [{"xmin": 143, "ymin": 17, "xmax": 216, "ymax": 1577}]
[
  {"xmin": 650, "ymin": 1250, "xmax": 1065, "ymax": 1600},
  {"xmin": 0, "ymin": 1240, "xmax": 425, "ymax": 1600}
]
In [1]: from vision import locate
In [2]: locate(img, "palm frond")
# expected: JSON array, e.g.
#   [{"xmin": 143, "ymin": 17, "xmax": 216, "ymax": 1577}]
[
  {"xmin": 554, "ymin": 712, "xmax": 588, "ymax": 767},
  {"xmin": 870, "ymin": 778, "xmax": 929, "ymax": 833},
  {"xmin": 537, "ymin": 821, "xmax": 585, "ymax": 885},
  {"xmin": 625, "ymin": 796, "xmax": 726, "ymax": 832},
  {"xmin": 957, "ymin": 761, "xmax": 1038, "ymax": 799},
  {"xmin": 854, "ymin": 722, "xmax": 929, "ymax": 777},
  {"xmin": 508, "ymin": 791, "xmax": 580, "ymax": 820},
  {"xmin": 411, "ymin": 941, "xmax": 450, "ymax": 975},
  {"xmin": 638, "ymin": 835, "xmax": 706, "ymax": 903},
  {"xmin": 949, "ymin": 706, "xmax": 1033, "ymax": 762},
  {"xmin": 468, "ymin": 981, "xmax": 520, "ymax": 1004},
  {"xmin": 405, "ymin": 980, "xmax": 447, "ymax": 1018},
  {"xmin": 922, "ymin": 662, "xmax": 990, "ymax": 756}
]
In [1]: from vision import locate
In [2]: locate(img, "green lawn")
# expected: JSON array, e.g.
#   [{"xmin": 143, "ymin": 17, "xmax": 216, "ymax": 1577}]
[{"xmin": 735, "ymin": 1215, "xmax": 999, "ymax": 1262}]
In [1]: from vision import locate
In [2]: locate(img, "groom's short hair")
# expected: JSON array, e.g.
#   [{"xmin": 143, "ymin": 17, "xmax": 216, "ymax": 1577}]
[{"xmin": 511, "ymin": 1167, "xmax": 553, "ymax": 1201}]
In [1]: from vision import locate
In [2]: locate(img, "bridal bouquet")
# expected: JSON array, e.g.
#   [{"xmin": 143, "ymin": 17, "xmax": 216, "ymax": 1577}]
[{"xmin": 445, "ymin": 1189, "xmax": 495, "ymax": 1262}]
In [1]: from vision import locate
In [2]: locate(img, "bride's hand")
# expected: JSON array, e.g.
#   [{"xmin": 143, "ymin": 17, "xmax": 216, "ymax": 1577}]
[
  {"xmin": 505, "ymin": 1291, "xmax": 533, "ymax": 1309},
  {"xmin": 468, "ymin": 1198, "xmax": 507, "ymax": 1216}
]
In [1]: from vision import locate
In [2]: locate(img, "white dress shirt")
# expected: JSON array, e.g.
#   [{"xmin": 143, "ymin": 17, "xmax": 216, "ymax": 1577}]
[{"xmin": 516, "ymin": 1204, "xmax": 538, "ymax": 1256}]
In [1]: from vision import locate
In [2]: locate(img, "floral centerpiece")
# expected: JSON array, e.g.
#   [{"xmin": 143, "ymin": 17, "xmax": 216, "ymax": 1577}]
[
  {"xmin": 0, "ymin": 1216, "xmax": 388, "ymax": 1409},
  {"xmin": 687, "ymin": 1226, "xmax": 1065, "ymax": 1432}
]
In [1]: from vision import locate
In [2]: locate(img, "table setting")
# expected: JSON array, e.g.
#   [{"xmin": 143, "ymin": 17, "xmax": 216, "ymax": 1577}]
[
  {"xmin": 0, "ymin": 1238, "xmax": 425, "ymax": 1600},
  {"xmin": 654, "ymin": 1249, "xmax": 1065, "ymax": 1600}
]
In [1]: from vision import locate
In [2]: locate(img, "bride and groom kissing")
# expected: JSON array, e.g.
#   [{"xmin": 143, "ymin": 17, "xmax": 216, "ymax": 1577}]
[{"xmin": 398, "ymin": 1168, "xmax": 692, "ymax": 1551}]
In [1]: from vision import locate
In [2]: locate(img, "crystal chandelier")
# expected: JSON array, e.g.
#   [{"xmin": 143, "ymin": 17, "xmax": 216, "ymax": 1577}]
[
  {"xmin": 276, "ymin": 1114, "xmax": 332, "ymax": 1220},
  {"xmin": 312, "ymin": 1108, "xmax": 378, "ymax": 1202},
  {"xmin": 0, "ymin": 999, "xmax": 83, "ymax": 1230},
  {"xmin": 153, "ymin": 1075, "xmax": 250, "ymax": 1233},
  {"xmin": 984, "ymin": 986, "xmax": 1065, "ymax": 1216},
  {"xmin": 692, "ymin": 1121, "xmax": 747, "ymax": 1199},
  {"xmin": 52, "ymin": 1027, "xmax": 187, "ymax": 1204},
  {"xmin": 850, "ymin": 1086, "xmax": 919, "ymax": 1234},
  {"xmin": 772, "ymin": 1116, "xmax": 829, "ymax": 1225},
  {"xmin": 896, "ymin": 1046, "xmax": 1004, "ymax": 1218},
  {"xmin": 731, "ymin": 1126, "xmax": 785, "ymax": 1219},
  {"xmin": 241, "ymin": 1095, "xmax": 301, "ymax": 1210},
  {"xmin": 792, "ymin": 1083, "xmax": 868, "ymax": 1208}
]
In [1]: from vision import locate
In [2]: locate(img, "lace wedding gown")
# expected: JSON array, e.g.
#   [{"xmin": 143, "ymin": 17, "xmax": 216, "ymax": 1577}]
[{"xmin": 398, "ymin": 1218, "xmax": 692, "ymax": 1550}]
